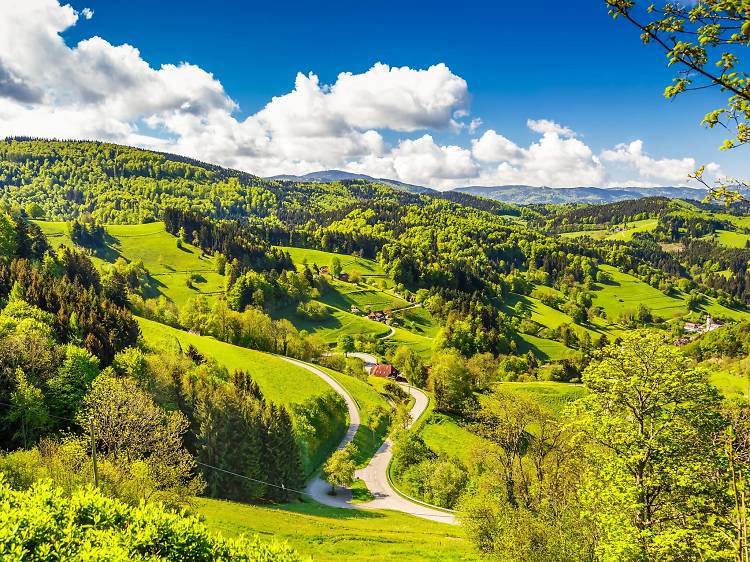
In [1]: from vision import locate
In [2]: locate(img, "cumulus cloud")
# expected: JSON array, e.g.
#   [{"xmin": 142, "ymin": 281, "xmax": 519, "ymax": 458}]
[
  {"xmin": 600, "ymin": 140, "xmax": 720, "ymax": 185},
  {"xmin": 527, "ymin": 118, "xmax": 576, "ymax": 138},
  {"xmin": 0, "ymin": 0, "xmax": 717, "ymax": 189}
]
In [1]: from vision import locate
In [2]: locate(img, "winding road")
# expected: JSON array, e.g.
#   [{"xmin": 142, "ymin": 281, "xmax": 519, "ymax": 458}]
[{"xmin": 280, "ymin": 356, "xmax": 457, "ymax": 525}]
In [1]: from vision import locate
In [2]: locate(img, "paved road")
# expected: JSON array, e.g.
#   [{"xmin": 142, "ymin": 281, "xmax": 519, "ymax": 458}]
[
  {"xmin": 280, "ymin": 357, "xmax": 360, "ymax": 508},
  {"xmin": 281, "ymin": 356, "xmax": 457, "ymax": 524},
  {"xmin": 355, "ymin": 384, "xmax": 457, "ymax": 525}
]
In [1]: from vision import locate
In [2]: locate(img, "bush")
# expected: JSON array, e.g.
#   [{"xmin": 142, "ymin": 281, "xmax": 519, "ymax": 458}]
[
  {"xmin": 0, "ymin": 475, "xmax": 303, "ymax": 560},
  {"xmin": 382, "ymin": 380, "xmax": 408, "ymax": 404},
  {"xmin": 295, "ymin": 301, "xmax": 329, "ymax": 320}
]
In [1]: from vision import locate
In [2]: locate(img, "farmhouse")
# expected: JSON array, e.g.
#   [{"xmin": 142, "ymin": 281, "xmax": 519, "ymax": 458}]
[
  {"xmin": 338, "ymin": 272, "xmax": 349, "ymax": 282},
  {"xmin": 370, "ymin": 364, "xmax": 398, "ymax": 379},
  {"xmin": 319, "ymin": 265, "xmax": 329, "ymax": 275},
  {"xmin": 368, "ymin": 310, "xmax": 386, "ymax": 322}
]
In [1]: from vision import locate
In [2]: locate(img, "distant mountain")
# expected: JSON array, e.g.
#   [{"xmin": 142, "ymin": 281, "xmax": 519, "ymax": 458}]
[
  {"xmin": 453, "ymin": 185, "xmax": 709, "ymax": 205},
  {"xmin": 267, "ymin": 171, "xmax": 714, "ymax": 204},
  {"xmin": 266, "ymin": 170, "xmax": 434, "ymax": 194}
]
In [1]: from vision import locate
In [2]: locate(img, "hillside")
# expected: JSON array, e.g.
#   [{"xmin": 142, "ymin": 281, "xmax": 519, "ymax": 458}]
[{"xmin": 4, "ymin": 139, "xmax": 750, "ymax": 561}]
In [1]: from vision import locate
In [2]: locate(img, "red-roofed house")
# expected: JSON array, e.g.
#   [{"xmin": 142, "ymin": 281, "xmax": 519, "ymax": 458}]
[{"xmin": 370, "ymin": 364, "xmax": 396, "ymax": 378}]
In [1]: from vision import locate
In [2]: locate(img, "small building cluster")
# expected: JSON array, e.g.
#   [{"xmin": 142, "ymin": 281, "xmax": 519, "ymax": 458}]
[
  {"xmin": 683, "ymin": 315, "xmax": 722, "ymax": 335},
  {"xmin": 675, "ymin": 315, "xmax": 724, "ymax": 346},
  {"xmin": 367, "ymin": 310, "xmax": 389, "ymax": 323}
]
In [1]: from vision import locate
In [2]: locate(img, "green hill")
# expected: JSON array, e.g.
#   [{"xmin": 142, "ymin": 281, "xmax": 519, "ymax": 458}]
[{"xmin": 37, "ymin": 221, "xmax": 225, "ymax": 306}]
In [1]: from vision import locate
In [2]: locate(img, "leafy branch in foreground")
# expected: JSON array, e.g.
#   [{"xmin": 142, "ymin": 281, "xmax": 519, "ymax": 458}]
[{"xmin": 606, "ymin": 0, "xmax": 750, "ymax": 203}]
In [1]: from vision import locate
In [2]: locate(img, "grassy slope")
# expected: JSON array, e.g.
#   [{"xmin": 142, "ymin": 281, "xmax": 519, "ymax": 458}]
[
  {"xmin": 594, "ymin": 265, "xmax": 750, "ymax": 322},
  {"xmin": 516, "ymin": 333, "xmax": 575, "ymax": 360},
  {"xmin": 196, "ymin": 498, "xmax": 480, "ymax": 562},
  {"xmin": 137, "ymin": 316, "xmax": 329, "ymax": 406},
  {"xmin": 37, "ymin": 221, "xmax": 225, "ymax": 306},
  {"xmin": 278, "ymin": 245, "xmax": 392, "ymax": 286},
  {"xmin": 559, "ymin": 218, "xmax": 657, "ymax": 241},
  {"xmin": 714, "ymin": 230, "xmax": 750, "ymax": 248},
  {"xmin": 592, "ymin": 265, "xmax": 688, "ymax": 320},
  {"xmin": 279, "ymin": 301, "xmax": 392, "ymax": 344},
  {"xmin": 388, "ymin": 327, "xmax": 434, "ymax": 359},
  {"xmin": 420, "ymin": 381, "xmax": 585, "ymax": 465}
]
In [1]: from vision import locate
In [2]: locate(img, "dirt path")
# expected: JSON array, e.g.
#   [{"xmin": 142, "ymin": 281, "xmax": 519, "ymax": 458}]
[{"xmin": 281, "ymin": 355, "xmax": 457, "ymax": 525}]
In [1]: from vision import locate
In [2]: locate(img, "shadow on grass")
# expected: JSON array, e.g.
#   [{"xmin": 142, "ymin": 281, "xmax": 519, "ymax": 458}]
[{"xmin": 279, "ymin": 501, "xmax": 385, "ymax": 520}]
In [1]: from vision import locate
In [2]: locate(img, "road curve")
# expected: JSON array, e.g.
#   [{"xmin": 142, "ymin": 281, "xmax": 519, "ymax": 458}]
[
  {"xmin": 356, "ymin": 384, "xmax": 458, "ymax": 525},
  {"xmin": 280, "ymin": 356, "xmax": 457, "ymax": 525},
  {"xmin": 279, "ymin": 357, "xmax": 360, "ymax": 508}
]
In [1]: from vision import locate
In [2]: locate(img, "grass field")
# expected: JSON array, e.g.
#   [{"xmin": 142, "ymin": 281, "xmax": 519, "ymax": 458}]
[
  {"xmin": 516, "ymin": 332, "xmax": 575, "ymax": 360},
  {"xmin": 387, "ymin": 327, "xmax": 434, "ymax": 358},
  {"xmin": 37, "ymin": 221, "xmax": 225, "ymax": 306},
  {"xmin": 392, "ymin": 306, "xmax": 440, "ymax": 338},
  {"xmin": 320, "ymin": 280, "xmax": 409, "ymax": 312},
  {"xmin": 710, "ymin": 369, "xmax": 750, "ymax": 400},
  {"xmin": 137, "ymin": 316, "xmax": 330, "ymax": 406},
  {"xmin": 278, "ymin": 246, "xmax": 392, "ymax": 287},
  {"xmin": 196, "ymin": 498, "xmax": 479, "ymax": 562},
  {"xmin": 712, "ymin": 230, "xmax": 750, "ymax": 248},
  {"xmin": 593, "ymin": 265, "xmax": 750, "ymax": 323},
  {"xmin": 420, "ymin": 413, "xmax": 486, "ymax": 465},
  {"xmin": 592, "ymin": 265, "xmax": 688, "ymax": 320},
  {"xmin": 500, "ymin": 381, "xmax": 586, "ymax": 414},
  {"xmin": 559, "ymin": 218, "xmax": 657, "ymax": 241},
  {"xmin": 420, "ymin": 381, "xmax": 584, "ymax": 464},
  {"xmin": 280, "ymin": 301, "xmax": 392, "ymax": 344}
]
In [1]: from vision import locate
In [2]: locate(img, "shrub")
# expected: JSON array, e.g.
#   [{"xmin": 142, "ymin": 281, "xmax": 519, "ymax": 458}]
[{"xmin": 0, "ymin": 475, "xmax": 304, "ymax": 560}]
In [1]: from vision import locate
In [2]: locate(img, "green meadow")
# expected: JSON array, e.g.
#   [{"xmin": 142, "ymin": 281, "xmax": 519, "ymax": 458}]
[
  {"xmin": 278, "ymin": 245, "xmax": 391, "ymax": 283},
  {"xmin": 517, "ymin": 332, "xmax": 575, "ymax": 360},
  {"xmin": 36, "ymin": 221, "xmax": 225, "ymax": 306},
  {"xmin": 559, "ymin": 218, "xmax": 657, "ymax": 241},
  {"xmin": 195, "ymin": 498, "xmax": 480, "ymax": 562},
  {"xmin": 137, "ymin": 316, "xmax": 330, "ymax": 406}
]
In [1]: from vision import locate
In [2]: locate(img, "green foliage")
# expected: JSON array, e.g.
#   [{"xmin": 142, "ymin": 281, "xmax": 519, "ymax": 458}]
[
  {"xmin": 79, "ymin": 374, "xmax": 204, "ymax": 508},
  {"xmin": 46, "ymin": 345, "xmax": 99, "ymax": 421},
  {"xmin": 575, "ymin": 331, "xmax": 726, "ymax": 560},
  {"xmin": 606, "ymin": 0, "xmax": 749, "ymax": 200},
  {"xmin": 429, "ymin": 350, "xmax": 475, "ymax": 414},
  {"xmin": 337, "ymin": 334, "xmax": 355, "ymax": 356},
  {"xmin": 392, "ymin": 345, "xmax": 427, "ymax": 387},
  {"xmin": 322, "ymin": 443, "xmax": 357, "ymax": 493},
  {"xmin": 0, "ymin": 212, "xmax": 17, "ymax": 261},
  {"xmin": 0, "ymin": 475, "xmax": 304, "ymax": 561}
]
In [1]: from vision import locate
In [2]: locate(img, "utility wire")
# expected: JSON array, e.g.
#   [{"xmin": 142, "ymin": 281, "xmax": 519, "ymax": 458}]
[{"xmin": 0, "ymin": 400, "xmax": 461, "ymax": 519}]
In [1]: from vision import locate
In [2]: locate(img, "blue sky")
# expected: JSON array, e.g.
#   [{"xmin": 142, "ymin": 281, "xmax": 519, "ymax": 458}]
[{"xmin": 1, "ymin": 0, "xmax": 744, "ymax": 188}]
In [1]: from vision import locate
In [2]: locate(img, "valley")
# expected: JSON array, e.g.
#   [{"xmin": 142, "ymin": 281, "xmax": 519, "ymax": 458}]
[{"xmin": 2, "ymin": 139, "xmax": 750, "ymax": 561}]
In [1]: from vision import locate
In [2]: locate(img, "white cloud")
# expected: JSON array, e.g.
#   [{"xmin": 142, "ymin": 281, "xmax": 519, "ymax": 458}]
[
  {"xmin": 527, "ymin": 118, "xmax": 576, "ymax": 138},
  {"xmin": 0, "ymin": 0, "xmax": 719, "ymax": 190},
  {"xmin": 600, "ymin": 139, "xmax": 720, "ymax": 185},
  {"xmin": 471, "ymin": 130, "xmax": 524, "ymax": 163}
]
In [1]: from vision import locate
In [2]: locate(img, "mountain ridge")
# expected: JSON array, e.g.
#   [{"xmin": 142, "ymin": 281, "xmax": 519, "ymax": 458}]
[{"xmin": 266, "ymin": 169, "xmax": 710, "ymax": 204}]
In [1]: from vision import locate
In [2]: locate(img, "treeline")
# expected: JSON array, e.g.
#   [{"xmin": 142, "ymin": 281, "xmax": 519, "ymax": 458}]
[
  {"xmin": 162, "ymin": 208, "xmax": 293, "ymax": 276},
  {"xmin": 546, "ymin": 196, "xmax": 673, "ymax": 228}
]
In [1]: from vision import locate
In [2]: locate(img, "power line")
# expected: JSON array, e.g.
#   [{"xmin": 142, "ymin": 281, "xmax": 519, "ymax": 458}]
[{"xmin": 0, "ymin": 402, "xmax": 461, "ymax": 520}]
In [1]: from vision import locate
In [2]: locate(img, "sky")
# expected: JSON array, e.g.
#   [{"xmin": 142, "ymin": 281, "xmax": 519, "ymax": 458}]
[{"xmin": 0, "ymin": 0, "xmax": 745, "ymax": 190}]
